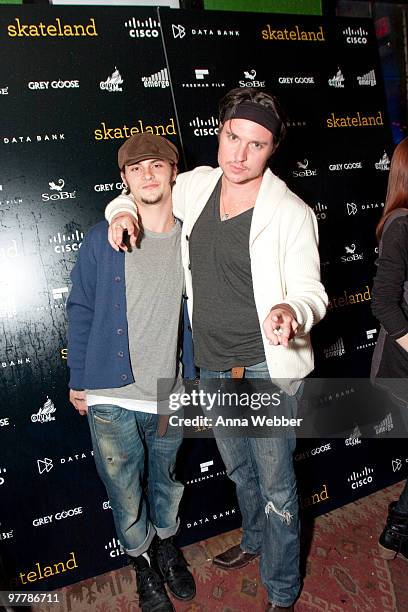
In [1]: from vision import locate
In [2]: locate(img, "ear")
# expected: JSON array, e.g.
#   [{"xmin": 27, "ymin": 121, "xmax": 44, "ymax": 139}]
[
  {"xmin": 120, "ymin": 169, "xmax": 127, "ymax": 187},
  {"xmin": 171, "ymin": 164, "xmax": 178, "ymax": 184}
]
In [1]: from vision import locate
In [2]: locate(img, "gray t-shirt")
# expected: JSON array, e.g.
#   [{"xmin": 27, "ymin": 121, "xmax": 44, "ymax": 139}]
[
  {"xmin": 189, "ymin": 178, "xmax": 265, "ymax": 370},
  {"xmin": 88, "ymin": 221, "xmax": 184, "ymax": 409}
]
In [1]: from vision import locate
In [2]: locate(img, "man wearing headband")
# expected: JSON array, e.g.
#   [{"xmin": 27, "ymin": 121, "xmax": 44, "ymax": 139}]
[
  {"xmin": 105, "ymin": 88, "xmax": 327, "ymax": 611},
  {"xmin": 67, "ymin": 133, "xmax": 196, "ymax": 612}
]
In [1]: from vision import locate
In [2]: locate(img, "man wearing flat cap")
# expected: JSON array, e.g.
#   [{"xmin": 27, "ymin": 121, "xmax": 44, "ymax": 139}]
[
  {"xmin": 105, "ymin": 88, "xmax": 328, "ymax": 611},
  {"xmin": 67, "ymin": 133, "xmax": 196, "ymax": 612}
]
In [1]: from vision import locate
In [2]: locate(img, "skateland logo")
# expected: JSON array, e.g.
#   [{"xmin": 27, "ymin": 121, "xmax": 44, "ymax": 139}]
[
  {"xmin": 28, "ymin": 80, "xmax": 79, "ymax": 91},
  {"xmin": 293, "ymin": 159, "xmax": 317, "ymax": 178},
  {"xmin": 31, "ymin": 397, "xmax": 56, "ymax": 423},
  {"xmin": 171, "ymin": 23, "xmax": 239, "ymax": 39},
  {"xmin": 341, "ymin": 243, "xmax": 364, "ymax": 263},
  {"xmin": 100, "ymin": 67, "xmax": 123, "ymax": 93},
  {"xmin": 329, "ymin": 161, "xmax": 362, "ymax": 171},
  {"xmin": 94, "ymin": 119, "xmax": 176, "ymax": 141},
  {"xmin": 50, "ymin": 229, "xmax": 84, "ymax": 254},
  {"xmin": 239, "ymin": 70, "xmax": 265, "ymax": 88},
  {"xmin": 0, "ymin": 86, "xmax": 9, "ymax": 95},
  {"xmin": 342, "ymin": 26, "xmax": 368, "ymax": 45},
  {"xmin": 347, "ymin": 466, "xmax": 374, "ymax": 490},
  {"xmin": 125, "ymin": 17, "xmax": 160, "ymax": 39},
  {"xmin": 189, "ymin": 115, "xmax": 219, "ymax": 137},
  {"xmin": 326, "ymin": 111, "xmax": 383, "ymax": 128},
  {"xmin": 33, "ymin": 507, "xmax": 83, "ymax": 527},
  {"xmin": 328, "ymin": 285, "xmax": 371, "ymax": 310},
  {"xmin": 346, "ymin": 201, "xmax": 384, "ymax": 215},
  {"xmin": 142, "ymin": 68, "xmax": 169, "ymax": 89},
  {"xmin": 262, "ymin": 24, "xmax": 325, "ymax": 41},
  {"xmin": 328, "ymin": 68, "xmax": 345, "ymax": 88},
  {"xmin": 181, "ymin": 68, "xmax": 225, "ymax": 89},
  {"xmin": 277, "ymin": 74, "xmax": 315, "ymax": 85},
  {"xmin": 357, "ymin": 69, "xmax": 376, "ymax": 86},
  {"xmin": 42, "ymin": 179, "xmax": 76, "ymax": 202},
  {"xmin": 3, "ymin": 132, "xmax": 65, "ymax": 145},
  {"xmin": 7, "ymin": 17, "xmax": 97, "ymax": 38},
  {"xmin": 18, "ymin": 552, "xmax": 78, "ymax": 585},
  {"xmin": 300, "ymin": 484, "xmax": 329, "ymax": 509},
  {"xmin": 375, "ymin": 152, "xmax": 390, "ymax": 171}
]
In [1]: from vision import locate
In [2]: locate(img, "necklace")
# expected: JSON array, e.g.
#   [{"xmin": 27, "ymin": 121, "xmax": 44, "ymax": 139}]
[{"xmin": 220, "ymin": 190, "xmax": 255, "ymax": 222}]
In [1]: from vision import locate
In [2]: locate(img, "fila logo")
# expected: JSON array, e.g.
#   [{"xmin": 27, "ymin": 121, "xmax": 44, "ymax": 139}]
[
  {"xmin": 200, "ymin": 460, "xmax": 214, "ymax": 473},
  {"xmin": 172, "ymin": 24, "xmax": 186, "ymax": 39},
  {"xmin": 37, "ymin": 458, "xmax": 54, "ymax": 474}
]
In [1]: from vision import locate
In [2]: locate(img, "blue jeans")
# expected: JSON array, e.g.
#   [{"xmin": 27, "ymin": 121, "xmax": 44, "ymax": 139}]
[
  {"xmin": 200, "ymin": 361, "xmax": 301, "ymax": 607},
  {"xmin": 87, "ymin": 405, "xmax": 184, "ymax": 556}
]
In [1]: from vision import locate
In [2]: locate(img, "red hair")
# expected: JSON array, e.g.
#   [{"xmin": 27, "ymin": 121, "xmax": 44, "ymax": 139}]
[{"xmin": 376, "ymin": 137, "xmax": 408, "ymax": 241}]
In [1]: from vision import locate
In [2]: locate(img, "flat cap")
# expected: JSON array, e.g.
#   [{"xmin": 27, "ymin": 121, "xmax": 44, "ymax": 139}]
[{"xmin": 118, "ymin": 133, "xmax": 179, "ymax": 169}]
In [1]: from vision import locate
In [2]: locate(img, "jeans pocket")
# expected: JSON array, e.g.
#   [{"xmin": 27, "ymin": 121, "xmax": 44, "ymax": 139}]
[{"xmin": 91, "ymin": 404, "xmax": 124, "ymax": 424}]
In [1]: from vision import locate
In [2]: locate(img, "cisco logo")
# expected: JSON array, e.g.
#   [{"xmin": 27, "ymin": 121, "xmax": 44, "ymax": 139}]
[{"xmin": 125, "ymin": 17, "xmax": 160, "ymax": 39}]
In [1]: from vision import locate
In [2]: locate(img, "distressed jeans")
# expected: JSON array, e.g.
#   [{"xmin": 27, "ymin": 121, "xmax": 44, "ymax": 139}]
[
  {"xmin": 200, "ymin": 361, "xmax": 301, "ymax": 607},
  {"xmin": 87, "ymin": 405, "xmax": 184, "ymax": 556}
]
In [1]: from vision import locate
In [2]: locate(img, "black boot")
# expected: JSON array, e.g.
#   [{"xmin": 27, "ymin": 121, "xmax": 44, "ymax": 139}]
[
  {"xmin": 128, "ymin": 555, "xmax": 175, "ymax": 612},
  {"xmin": 149, "ymin": 536, "xmax": 196, "ymax": 601},
  {"xmin": 378, "ymin": 501, "xmax": 408, "ymax": 562}
]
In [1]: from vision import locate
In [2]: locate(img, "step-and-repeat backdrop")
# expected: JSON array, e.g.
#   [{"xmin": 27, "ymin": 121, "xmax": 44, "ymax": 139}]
[{"xmin": 0, "ymin": 5, "xmax": 407, "ymax": 590}]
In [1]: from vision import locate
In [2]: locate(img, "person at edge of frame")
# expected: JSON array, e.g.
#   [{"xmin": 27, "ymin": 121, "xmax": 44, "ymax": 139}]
[
  {"xmin": 371, "ymin": 136, "xmax": 408, "ymax": 564},
  {"xmin": 66, "ymin": 132, "xmax": 196, "ymax": 612},
  {"xmin": 104, "ymin": 87, "xmax": 328, "ymax": 611}
]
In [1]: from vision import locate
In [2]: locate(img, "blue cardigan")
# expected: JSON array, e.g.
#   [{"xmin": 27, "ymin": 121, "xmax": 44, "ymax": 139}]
[{"xmin": 67, "ymin": 221, "xmax": 195, "ymax": 390}]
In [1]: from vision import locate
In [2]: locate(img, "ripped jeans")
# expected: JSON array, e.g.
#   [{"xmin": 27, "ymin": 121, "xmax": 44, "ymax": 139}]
[{"xmin": 200, "ymin": 361, "xmax": 301, "ymax": 607}]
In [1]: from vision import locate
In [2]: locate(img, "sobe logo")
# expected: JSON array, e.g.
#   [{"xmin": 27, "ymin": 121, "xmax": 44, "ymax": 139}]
[
  {"xmin": 239, "ymin": 69, "xmax": 265, "ymax": 88},
  {"xmin": 293, "ymin": 159, "xmax": 317, "ymax": 178},
  {"xmin": 125, "ymin": 17, "xmax": 160, "ymax": 38},
  {"xmin": 189, "ymin": 115, "xmax": 219, "ymax": 137},
  {"xmin": 42, "ymin": 179, "xmax": 76, "ymax": 201},
  {"xmin": 50, "ymin": 229, "xmax": 83, "ymax": 254},
  {"xmin": 100, "ymin": 67, "xmax": 123, "ymax": 93},
  {"xmin": 341, "ymin": 243, "xmax": 364, "ymax": 263},
  {"xmin": 347, "ymin": 466, "xmax": 375, "ymax": 490}
]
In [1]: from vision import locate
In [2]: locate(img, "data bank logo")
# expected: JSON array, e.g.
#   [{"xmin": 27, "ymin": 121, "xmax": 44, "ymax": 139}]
[
  {"xmin": 3, "ymin": 132, "xmax": 65, "ymax": 145},
  {"xmin": 172, "ymin": 23, "xmax": 239, "ymax": 39},
  {"xmin": 42, "ymin": 179, "xmax": 76, "ymax": 202},
  {"xmin": 342, "ymin": 26, "xmax": 369, "ymax": 45},
  {"xmin": 346, "ymin": 201, "xmax": 384, "ymax": 215},
  {"xmin": 37, "ymin": 458, "xmax": 53, "ymax": 475},
  {"xmin": 189, "ymin": 115, "xmax": 219, "ymax": 137},
  {"xmin": 356, "ymin": 328, "xmax": 377, "ymax": 351},
  {"xmin": 125, "ymin": 17, "xmax": 160, "ymax": 39},
  {"xmin": 239, "ymin": 69, "xmax": 265, "ymax": 88},
  {"xmin": 50, "ymin": 229, "xmax": 83, "ymax": 254},
  {"xmin": 347, "ymin": 466, "xmax": 374, "ymax": 490},
  {"xmin": 142, "ymin": 68, "xmax": 169, "ymax": 89},
  {"xmin": 100, "ymin": 67, "xmax": 123, "ymax": 93}
]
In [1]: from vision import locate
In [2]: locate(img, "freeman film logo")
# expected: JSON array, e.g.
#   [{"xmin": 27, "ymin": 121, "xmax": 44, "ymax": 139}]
[
  {"xmin": 172, "ymin": 23, "xmax": 239, "ymax": 39},
  {"xmin": 328, "ymin": 68, "xmax": 345, "ymax": 88},
  {"xmin": 239, "ymin": 70, "xmax": 265, "ymax": 88},
  {"xmin": 42, "ymin": 179, "xmax": 76, "ymax": 201},
  {"xmin": 181, "ymin": 69, "xmax": 225, "ymax": 89},
  {"xmin": 50, "ymin": 229, "xmax": 83, "ymax": 254},
  {"xmin": 100, "ymin": 67, "xmax": 123, "ymax": 93},
  {"xmin": 189, "ymin": 115, "xmax": 219, "ymax": 137},
  {"xmin": 200, "ymin": 460, "xmax": 214, "ymax": 473},
  {"xmin": 342, "ymin": 26, "xmax": 368, "ymax": 45},
  {"xmin": 375, "ymin": 152, "xmax": 390, "ymax": 171},
  {"xmin": 347, "ymin": 466, "xmax": 374, "ymax": 490},
  {"xmin": 31, "ymin": 397, "xmax": 56, "ymax": 423},
  {"xmin": 142, "ymin": 68, "xmax": 169, "ymax": 89},
  {"xmin": 125, "ymin": 17, "xmax": 160, "ymax": 38},
  {"xmin": 356, "ymin": 328, "xmax": 377, "ymax": 350}
]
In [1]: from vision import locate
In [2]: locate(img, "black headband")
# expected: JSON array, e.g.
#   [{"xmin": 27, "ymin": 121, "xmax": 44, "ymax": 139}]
[{"xmin": 223, "ymin": 101, "xmax": 282, "ymax": 138}]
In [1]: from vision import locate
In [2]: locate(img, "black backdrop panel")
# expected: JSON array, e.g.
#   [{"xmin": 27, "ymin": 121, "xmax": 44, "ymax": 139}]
[{"xmin": 0, "ymin": 5, "xmax": 407, "ymax": 590}]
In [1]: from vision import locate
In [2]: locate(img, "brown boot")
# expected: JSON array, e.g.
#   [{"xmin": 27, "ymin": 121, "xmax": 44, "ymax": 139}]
[{"xmin": 212, "ymin": 544, "xmax": 258, "ymax": 569}]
